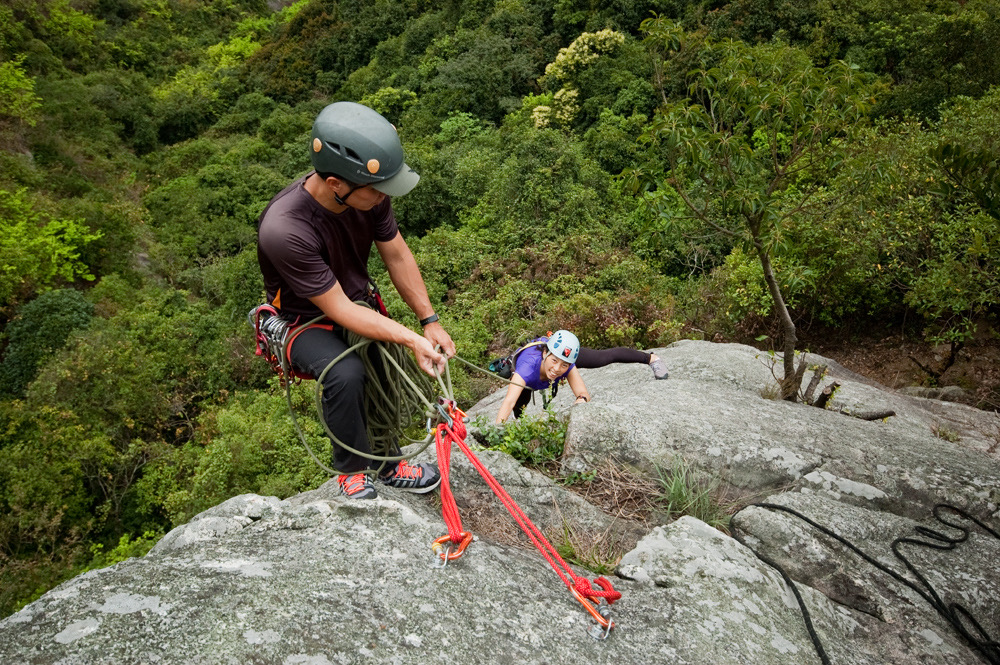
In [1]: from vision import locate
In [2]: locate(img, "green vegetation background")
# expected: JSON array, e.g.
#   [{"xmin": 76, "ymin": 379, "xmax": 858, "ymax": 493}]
[{"xmin": 1, "ymin": 0, "xmax": 998, "ymax": 617}]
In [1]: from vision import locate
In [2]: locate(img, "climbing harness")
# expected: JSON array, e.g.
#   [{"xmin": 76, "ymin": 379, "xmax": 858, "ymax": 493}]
[
  {"xmin": 250, "ymin": 280, "xmax": 387, "ymax": 384},
  {"xmin": 734, "ymin": 502, "xmax": 1000, "ymax": 665},
  {"xmin": 249, "ymin": 309, "xmax": 622, "ymax": 636}
]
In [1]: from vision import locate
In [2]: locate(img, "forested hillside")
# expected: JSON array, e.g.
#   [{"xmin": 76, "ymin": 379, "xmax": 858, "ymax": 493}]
[{"xmin": 1, "ymin": 0, "xmax": 998, "ymax": 618}]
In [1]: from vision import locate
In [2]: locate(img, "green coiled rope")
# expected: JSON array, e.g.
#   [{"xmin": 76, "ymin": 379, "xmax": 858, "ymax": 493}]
[
  {"xmin": 279, "ymin": 323, "xmax": 435, "ymax": 477},
  {"xmin": 270, "ymin": 308, "xmax": 535, "ymax": 478}
]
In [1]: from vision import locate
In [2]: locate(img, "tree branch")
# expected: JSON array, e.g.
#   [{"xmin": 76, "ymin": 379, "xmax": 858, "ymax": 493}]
[{"xmin": 812, "ymin": 381, "xmax": 840, "ymax": 409}]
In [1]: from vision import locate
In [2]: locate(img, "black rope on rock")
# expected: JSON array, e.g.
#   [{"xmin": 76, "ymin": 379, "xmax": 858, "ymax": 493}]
[{"xmin": 732, "ymin": 502, "xmax": 1000, "ymax": 665}]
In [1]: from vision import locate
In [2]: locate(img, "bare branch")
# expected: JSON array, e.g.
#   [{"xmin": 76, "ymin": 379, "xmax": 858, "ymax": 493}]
[{"xmin": 803, "ymin": 365, "xmax": 828, "ymax": 405}]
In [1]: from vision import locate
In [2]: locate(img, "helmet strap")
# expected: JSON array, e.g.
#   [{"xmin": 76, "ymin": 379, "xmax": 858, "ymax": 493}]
[{"xmin": 334, "ymin": 184, "xmax": 359, "ymax": 207}]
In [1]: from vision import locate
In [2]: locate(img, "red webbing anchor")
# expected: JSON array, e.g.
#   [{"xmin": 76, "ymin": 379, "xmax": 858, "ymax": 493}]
[
  {"xmin": 432, "ymin": 400, "xmax": 622, "ymax": 638},
  {"xmin": 431, "ymin": 400, "xmax": 474, "ymax": 566}
]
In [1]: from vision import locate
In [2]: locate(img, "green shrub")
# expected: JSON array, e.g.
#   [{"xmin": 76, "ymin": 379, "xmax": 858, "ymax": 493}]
[
  {"xmin": 143, "ymin": 155, "xmax": 285, "ymax": 273},
  {"xmin": 28, "ymin": 286, "xmax": 244, "ymax": 449},
  {"xmin": 137, "ymin": 386, "xmax": 331, "ymax": 526},
  {"xmin": 0, "ymin": 187, "xmax": 101, "ymax": 309},
  {"xmin": 474, "ymin": 407, "xmax": 568, "ymax": 466},
  {"xmin": 190, "ymin": 248, "xmax": 266, "ymax": 322},
  {"xmin": 85, "ymin": 530, "xmax": 161, "ymax": 569},
  {"xmin": 211, "ymin": 91, "xmax": 277, "ymax": 136},
  {"xmin": 0, "ymin": 289, "xmax": 94, "ymax": 397}
]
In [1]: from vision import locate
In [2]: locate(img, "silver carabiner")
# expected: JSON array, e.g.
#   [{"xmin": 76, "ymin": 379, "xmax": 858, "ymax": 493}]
[
  {"xmin": 431, "ymin": 543, "xmax": 452, "ymax": 569},
  {"xmin": 434, "ymin": 403, "xmax": 453, "ymax": 428}
]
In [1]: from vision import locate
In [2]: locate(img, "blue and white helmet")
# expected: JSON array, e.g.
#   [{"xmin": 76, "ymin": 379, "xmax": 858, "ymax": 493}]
[{"xmin": 546, "ymin": 330, "xmax": 580, "ymax": 365}]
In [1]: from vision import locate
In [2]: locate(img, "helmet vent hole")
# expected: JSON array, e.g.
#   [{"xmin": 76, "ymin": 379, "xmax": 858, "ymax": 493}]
[{"xmin": 345, "ymin": 147, "xmax": 363, "ymax": 163}]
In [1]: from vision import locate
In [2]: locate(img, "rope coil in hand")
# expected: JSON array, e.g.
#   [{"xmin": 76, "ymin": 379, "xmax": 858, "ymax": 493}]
[{"xmin": 252, "ymin": 305, "xmax": 452, "ymax": 477}]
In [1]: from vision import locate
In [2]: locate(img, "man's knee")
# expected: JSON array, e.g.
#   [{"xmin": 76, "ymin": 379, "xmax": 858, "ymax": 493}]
[{"xmin": 319, "ymin": 352, "xmax": 366, "ymax": 393}]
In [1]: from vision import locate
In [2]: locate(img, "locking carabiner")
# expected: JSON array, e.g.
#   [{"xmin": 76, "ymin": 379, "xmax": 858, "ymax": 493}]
[
  {"xmin": 431, "ymin": 532, "xmax": 474, "ymax": 565},
  {"xmin": 570, "ymin": 587, "xmax": 615, "ymax": 639}
]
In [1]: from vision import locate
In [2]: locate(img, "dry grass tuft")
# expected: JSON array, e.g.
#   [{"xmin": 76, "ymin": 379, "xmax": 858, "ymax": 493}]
[{"xmin": 560, "ymin": 458, "xmax": 662, "ymax": 525}]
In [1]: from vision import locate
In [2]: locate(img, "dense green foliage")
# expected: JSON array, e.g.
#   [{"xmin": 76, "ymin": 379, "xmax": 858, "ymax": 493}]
[
  {"xmin": 1, "ymin": 0, "xmax": 998, "ymax": 618},
  {"xmin": 474, "ymin": 407, "xmax": 569, "ymax": 465},
  {"xmin": 0, "ymin": 288, "xmax": 93, "ymax": 397}
]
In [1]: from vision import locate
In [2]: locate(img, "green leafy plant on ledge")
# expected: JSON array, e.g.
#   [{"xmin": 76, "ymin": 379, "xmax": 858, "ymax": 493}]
[{"xmin": 473, "ymin": 407, "xmax": 568, "ymax": 466}]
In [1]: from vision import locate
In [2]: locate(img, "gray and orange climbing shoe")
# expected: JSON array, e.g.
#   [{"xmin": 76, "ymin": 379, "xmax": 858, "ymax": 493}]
[
  {"xmin": 649, "ymin": 358, "xmax": 669, "ymax": 380},
  {"xmin": 379, "ymin": 460, "xmax": 441, "ymax": 494},
  {"xmin": 338, "ymin": 473, "xmax": 378, "ymax": 499}
]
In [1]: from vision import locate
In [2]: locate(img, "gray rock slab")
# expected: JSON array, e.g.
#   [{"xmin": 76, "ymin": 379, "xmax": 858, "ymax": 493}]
[
  {"xmin": 4, "ymin": 492, "xmax": 936, "ymax": 665},
  {"xmin": 0, "ymin": 492, "xmax": 801, "ymax": 665},
  {"xmin": 552, "ymin": 341, "xmax": 1000, "ymax": 521},
  {"xmin": 732, "ymin": 491, "xmax": 999, "ymax": 664},
  {"xmin": 4, "ymin": 340, "xmax": 998, "ymax": 665}
]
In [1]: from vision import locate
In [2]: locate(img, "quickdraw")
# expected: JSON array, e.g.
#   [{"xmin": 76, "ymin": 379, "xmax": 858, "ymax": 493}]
[
  {"xmin": 430, "ymin": 399, "xmax": 621, "ymax": 639},
  {"xmin": 249, "ymin": 280, "xmax": 387, "ymax": 386}
]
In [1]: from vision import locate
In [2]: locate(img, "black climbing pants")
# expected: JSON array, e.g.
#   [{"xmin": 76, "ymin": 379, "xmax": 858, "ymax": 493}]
[
  {"xmin": 288, "ymin": 325, "xmax": 397, "ymax": 474},
  {"xmin": 576, "ymin": 346, "xmax": 651, "ymax": 368},
  {"xmin": 512, "ymin": 386, "xmax": 534, "ymax": 419}
]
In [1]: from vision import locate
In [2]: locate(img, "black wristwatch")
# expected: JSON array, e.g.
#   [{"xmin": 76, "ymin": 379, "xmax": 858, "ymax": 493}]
[{"xmin": 419, "ymin": 313, "xmax": 439, "ymax": 327}]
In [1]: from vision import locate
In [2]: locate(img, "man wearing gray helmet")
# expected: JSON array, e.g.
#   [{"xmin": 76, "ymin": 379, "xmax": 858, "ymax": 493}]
[{"xmin": 257, "ymin": 101, "xmax": 455, "ymax": 499}]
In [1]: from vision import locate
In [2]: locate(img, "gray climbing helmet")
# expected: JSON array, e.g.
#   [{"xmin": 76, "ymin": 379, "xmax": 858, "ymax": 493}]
[{"xmin": 309, "ymin": 102, "xmax": 420, "ymax": 197}]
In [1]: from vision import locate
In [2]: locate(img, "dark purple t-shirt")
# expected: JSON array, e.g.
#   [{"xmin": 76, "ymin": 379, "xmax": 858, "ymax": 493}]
[{"xmin": 257, "ymin": 174, "xmax": 399, "ymax": 317}]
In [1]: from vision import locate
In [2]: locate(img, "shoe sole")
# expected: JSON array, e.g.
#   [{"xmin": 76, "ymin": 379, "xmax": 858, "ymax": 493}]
[{"xmin": 382, "ymin": 476, "xmax": 442, "ymax": 494}]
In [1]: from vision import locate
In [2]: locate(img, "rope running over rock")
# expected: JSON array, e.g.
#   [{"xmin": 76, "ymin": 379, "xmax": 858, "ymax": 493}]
[{"xmin": 733, "ymin": 502, "xmax": 1000, "ymax": 665}]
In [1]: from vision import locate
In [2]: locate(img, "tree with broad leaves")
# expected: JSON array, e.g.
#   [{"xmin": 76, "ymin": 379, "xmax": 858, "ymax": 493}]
[{"xmin": 626, "ymin": 20, "xmax": 879, "ymax": 400}]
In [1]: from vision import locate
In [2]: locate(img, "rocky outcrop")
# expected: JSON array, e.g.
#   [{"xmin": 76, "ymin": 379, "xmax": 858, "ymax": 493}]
[{"xmin": 2, "ymin": 340, "xmax": 998, "ymax": 664}]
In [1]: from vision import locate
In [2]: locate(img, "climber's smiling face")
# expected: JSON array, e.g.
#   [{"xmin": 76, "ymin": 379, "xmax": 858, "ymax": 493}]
[{"xmin": 541, "ymin": 352, "xmax": 571, "ymax": 382}]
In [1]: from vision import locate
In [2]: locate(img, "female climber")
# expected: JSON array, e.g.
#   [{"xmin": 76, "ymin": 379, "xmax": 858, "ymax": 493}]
[{"xmin": 494, "ymin": 330, "xmax": 668, "ymax": 423}]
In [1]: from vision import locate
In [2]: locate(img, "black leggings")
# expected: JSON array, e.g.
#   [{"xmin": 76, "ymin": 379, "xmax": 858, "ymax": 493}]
[
  {"xmin": 510, "ymin": 346, "xmax": 651, "ymax": 418},
  {"xmin": 576, "ymin": 346, "xmax": 651, "ymax": 368}
]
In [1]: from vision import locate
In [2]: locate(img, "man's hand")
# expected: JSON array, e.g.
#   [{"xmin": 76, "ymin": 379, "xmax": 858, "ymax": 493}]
[
  {"xmin": 412, "ymin": 336, "xmax": 448, "ymax": 376},
  {"xmin": 422, "ymin": 321, "xmax": 456, "ymax": 358}
]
